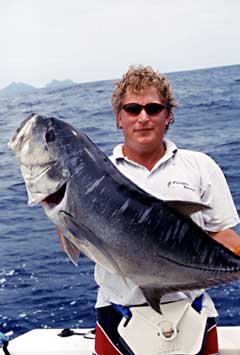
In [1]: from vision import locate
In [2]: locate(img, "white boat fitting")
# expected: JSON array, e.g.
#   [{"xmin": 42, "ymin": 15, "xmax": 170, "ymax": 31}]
[
  {"xmin": 0, "ymin": 328, "xmax": 94, "ymax": 355},
  {"xmin": 1, "ymin": 326, "xmax": 240, "ymax": 355}
]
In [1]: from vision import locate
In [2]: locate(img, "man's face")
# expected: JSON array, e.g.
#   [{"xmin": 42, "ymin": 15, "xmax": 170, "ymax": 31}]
[{"xmin": 116, "ymin": 86, "xmax": 170, "ymax": 156}]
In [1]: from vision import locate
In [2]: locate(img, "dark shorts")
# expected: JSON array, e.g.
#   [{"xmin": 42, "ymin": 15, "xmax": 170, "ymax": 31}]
[{"xmin": 95, "ymin": 305, "xmax": 219, "ymax": 355}]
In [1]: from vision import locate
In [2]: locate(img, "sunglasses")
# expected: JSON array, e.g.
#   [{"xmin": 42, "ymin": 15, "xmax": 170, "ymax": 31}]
[{"xmin": 121, "ymin": 103, "xmax": 166, "ymax": 116}]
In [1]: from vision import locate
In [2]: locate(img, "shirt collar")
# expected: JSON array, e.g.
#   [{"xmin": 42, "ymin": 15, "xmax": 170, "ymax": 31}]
[{"xmin": 112, "ymin": 139, "xmax": 178, "ymax": 170}]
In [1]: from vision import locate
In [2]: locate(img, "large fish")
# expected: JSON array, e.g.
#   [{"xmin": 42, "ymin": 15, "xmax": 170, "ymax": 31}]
[{"xmin": 9, "ymin": 113, "xmax": 240, "ymax": 313}]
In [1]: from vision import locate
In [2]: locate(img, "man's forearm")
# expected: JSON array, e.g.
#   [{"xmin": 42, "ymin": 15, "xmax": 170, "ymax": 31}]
[{"xmin": 208, "ymin": 228, "xmax": 240, "ymax": 253}]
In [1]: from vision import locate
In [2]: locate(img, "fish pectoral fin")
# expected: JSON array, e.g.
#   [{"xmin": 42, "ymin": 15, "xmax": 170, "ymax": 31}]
[
  {"xmin": 60, "ymin": 211, "xmax": 127, "ymax": 282},
  {"xmin": 56, "ymin": 227, "xmax": 80, "ymax": 266},
  {"xmin": 165, "ymin": 200, "xmax": 210, "ymax": 216},
  {"xmin": 140, "ymin": 287, "xmax": 163, "ymax": 314}
]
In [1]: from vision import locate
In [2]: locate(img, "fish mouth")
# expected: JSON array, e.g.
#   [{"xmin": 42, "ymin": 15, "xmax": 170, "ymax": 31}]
[
  {"xmin": 8, "ymin": 113, "xmax": 39, "ymax": 152},
  {"xmin": 42, "ymin": 182, "xmax": 67, "ymax": 208}
]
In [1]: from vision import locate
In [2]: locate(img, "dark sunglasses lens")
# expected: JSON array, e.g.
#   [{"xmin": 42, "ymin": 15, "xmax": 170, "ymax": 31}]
[
  {"xmin": 122, "ymin": 103, "xmax": 165, "ymax": 115},
  {"xmin": 123, "ymin": 104, "xmax": 142, "ymax": 115},
  {"xmin": 145, "ymin": 103, "xmax": 165, "ymax": 115}
]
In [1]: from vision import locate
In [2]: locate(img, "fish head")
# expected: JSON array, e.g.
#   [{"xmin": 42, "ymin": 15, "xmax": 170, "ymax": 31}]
[{"xmin": 8, "ymin": 113, "xmax": 77, "ymax": 206}]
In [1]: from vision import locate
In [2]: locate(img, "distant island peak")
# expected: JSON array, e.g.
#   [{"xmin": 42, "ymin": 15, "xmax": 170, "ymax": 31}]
[{"xmin": 0, "ymin": 79, "xmax": 78, "ymax": 96}]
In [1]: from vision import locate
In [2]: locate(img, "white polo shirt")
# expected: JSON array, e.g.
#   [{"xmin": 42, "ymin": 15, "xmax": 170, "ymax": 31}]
[{"xmin": 94, "ymin": 139, "xmax": 240, "ymax": 316}]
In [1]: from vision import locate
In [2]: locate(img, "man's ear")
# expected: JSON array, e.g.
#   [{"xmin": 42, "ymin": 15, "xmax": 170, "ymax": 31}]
[
  {"xmin": 165, "ymin": 111, "xmax": 173, "ymax": 130},
  {"xmin": 116, "ymin": 112, "xmax": 122, "ymax": 129}
]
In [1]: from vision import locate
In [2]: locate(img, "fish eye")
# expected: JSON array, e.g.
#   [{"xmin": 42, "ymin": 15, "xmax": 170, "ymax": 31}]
[{"xmin": 45, "ymin": 129, "xmax": 56, "ymax": 143}]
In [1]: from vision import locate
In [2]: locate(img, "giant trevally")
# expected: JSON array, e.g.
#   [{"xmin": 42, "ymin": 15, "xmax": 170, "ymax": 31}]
[{"xmin": 8, "ymin": 113, "xmax": 240, "ymax": 313}]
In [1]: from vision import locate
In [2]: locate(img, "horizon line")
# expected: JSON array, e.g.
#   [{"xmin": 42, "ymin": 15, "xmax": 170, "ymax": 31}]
[{"xmin": 0, "ymin": 63, "xmax": 239, "ymax": 91}]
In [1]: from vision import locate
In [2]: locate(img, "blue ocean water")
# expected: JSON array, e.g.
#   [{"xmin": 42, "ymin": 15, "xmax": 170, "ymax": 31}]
[{"xmin": 0, "ymin": 65, "xmax": 240, "ymax": 338}]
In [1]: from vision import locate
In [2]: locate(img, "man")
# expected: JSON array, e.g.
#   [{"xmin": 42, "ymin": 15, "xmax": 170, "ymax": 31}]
[{"xmin": 94, "ymin": 65, "xmax": 240, "ymax": 355}]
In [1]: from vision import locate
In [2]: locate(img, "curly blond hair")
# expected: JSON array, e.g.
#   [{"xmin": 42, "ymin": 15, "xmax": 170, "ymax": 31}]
[{"xmin": 112, "ymin": 65, "xmax": 177, "ymax": 130}]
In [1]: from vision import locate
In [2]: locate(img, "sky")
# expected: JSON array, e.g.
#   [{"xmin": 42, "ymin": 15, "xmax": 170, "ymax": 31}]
[{"xmin": 1, "ymin": 0, "xmax": 240, "ymax": 89}]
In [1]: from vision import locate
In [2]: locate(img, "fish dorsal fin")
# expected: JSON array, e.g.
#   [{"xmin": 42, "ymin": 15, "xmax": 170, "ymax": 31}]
[
  {"xmin": 165, "ymin": 200, "xmax": 209, "ymax": 217},
  {"xmin": 102, "ymin": 156, "xmax": 209, "ymax": 218}
]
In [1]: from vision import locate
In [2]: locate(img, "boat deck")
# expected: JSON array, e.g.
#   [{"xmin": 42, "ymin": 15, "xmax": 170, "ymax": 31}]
[{"xmin": 1, "ymin": 327, "xmax": 240, "ymax": 355}]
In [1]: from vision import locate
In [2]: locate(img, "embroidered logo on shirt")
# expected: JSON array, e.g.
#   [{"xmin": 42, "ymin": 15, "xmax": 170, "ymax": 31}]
[{"xmin": 168, "ymin": 180, "xmax": 195, "ymax": 192}]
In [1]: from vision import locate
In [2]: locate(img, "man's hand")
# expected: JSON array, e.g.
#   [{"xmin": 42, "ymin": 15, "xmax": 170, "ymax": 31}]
[
  {"xmin": 232, "ymin": 247, "xmax": 240, "ymax": 256},
  {"xmin": 208, "ymin": 228, "xmax": 240, "ymax": 255}
]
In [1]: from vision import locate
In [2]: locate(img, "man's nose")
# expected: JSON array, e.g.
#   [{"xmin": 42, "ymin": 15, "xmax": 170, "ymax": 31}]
[{"xmin": 138, "ymin": 109, "xmax": 150, "ymax": 124}]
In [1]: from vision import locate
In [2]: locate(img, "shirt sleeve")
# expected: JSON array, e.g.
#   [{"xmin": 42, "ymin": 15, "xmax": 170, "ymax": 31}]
[{"xmin": 200, "ymin": 155, "xmax": 239, "ymax": 232}]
